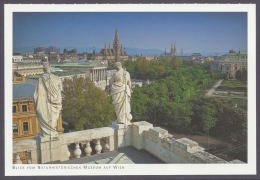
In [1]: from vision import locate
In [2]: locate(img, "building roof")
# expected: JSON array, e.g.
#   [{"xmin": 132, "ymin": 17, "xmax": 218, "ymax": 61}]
[
  {"xmin": 53, "ymin": 70, "xmax": 89, "ymax": 77},
  {"xmin": 192, "ymin": 53, "xmax": 202, "ymax": 56},
  {"xmin": 13, "ymin": 78, "xmax": 38, "ymax": 100},
  {"xmin": 224, "ymin": 50, "xmax": 247, "ymax": 57},
  {"xmin": 51, "ymin": 61, "xmax": 91, "ymax": 67}
]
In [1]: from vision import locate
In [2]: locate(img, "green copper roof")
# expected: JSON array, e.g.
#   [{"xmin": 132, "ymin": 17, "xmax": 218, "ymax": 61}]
[{"xmin": 53, "ymin": 70, "xmax": 89, "ymax": 77}]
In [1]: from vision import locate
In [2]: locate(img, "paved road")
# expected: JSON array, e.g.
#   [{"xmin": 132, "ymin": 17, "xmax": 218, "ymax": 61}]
[{"xmin": 206, "ymin": 80, "xmax": 223, "ymax": 96}]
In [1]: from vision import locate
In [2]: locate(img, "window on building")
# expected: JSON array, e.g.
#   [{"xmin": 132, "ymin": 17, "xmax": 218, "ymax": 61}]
[
  {"xmin": 23, "ymin": 122, "xmax": 29, "ymax": 132},
  {"xmin": 22, "ymin": 105, "xmax": 27, "ymax": 112},
  {"xmin": 13, "ymin": 106, "xmax": 16, "ymax": 113},
  {"xmin": 13, "ymin": 124, "xmax": 18, "ymax": 133}
]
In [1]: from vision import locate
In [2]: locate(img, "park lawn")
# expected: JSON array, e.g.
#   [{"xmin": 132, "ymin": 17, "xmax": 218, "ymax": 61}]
[
  {"xmin": 216, "ymin": 80, "xmax": 247, "ymax": 92},
  {"xmin": 216, "ymin": 86, "xmax": 247, "ymax": 92},
  {"xmin": 221, "ymin": 80, "xmax": 243, "ymax": 86}
]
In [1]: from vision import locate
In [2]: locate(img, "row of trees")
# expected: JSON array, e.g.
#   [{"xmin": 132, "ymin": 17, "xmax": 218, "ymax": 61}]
[
  {"xmin": 190, "ymin": 96, "xmax": 247, "ymax": 143},
  {"xmin": 131, "ymin": 64, "xmax": 214, "ymax": 132},
  {"xmin": 128, "ymin": 58, "xmax": 247, "ymax": 146},
  {"xmin": 124, "ymin": 56, "xmax": 186, "ymax": 80}
]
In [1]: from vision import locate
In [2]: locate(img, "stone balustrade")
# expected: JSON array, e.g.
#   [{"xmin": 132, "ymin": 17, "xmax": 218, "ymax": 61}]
[
  {"xmin": 132, "ymin": 121, "xmax": 231, "ymax": 164},
  {"xmin": 13, "ymin": 126, "xmax": 116, "ymax": 164},
  {"xmin": 13, "ymin": 121, "xmax": 243, "ymax": 164},
  {"xmin": 63, "ymin": 127, "xmax": 115, "ymax": 161}
]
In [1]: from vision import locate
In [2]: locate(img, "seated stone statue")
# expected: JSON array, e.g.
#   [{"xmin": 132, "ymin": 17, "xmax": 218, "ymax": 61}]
[
  {"xmin": 33, "ymin": 63, "xmax": 63, "ymax": 140},
  {"xmin": 109, "ymin": 62, "xmax": 132, "ymax": 124}
]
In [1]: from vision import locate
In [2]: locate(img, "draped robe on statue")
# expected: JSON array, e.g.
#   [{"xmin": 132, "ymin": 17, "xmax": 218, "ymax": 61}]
[
  {"xmin": 33, "ymin": 73, "xmax": 62, "ymax": 138},
  {"xmin": 110, "ymin": 70, "xmax": 132, "ymax": 124}
]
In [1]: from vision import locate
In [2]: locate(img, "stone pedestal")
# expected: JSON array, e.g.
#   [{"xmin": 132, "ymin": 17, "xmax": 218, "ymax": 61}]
[
  {"xmin": 132, "ymin": 121, "xmax": 153, "ymax": 150},
  {"xmin": 60, "ymin": 143, "xmax": 70, "ymax": 161},
  {"xmin": 112, "ymin": 121, "xmax": 132, "ymax": 148},
  {"xmin": 39, "ymin": 136, "xmax": 62, "ymax": 164},
  {"xmin": 30, "ymin": 149, "xmax": 39, "ymax": 164}
]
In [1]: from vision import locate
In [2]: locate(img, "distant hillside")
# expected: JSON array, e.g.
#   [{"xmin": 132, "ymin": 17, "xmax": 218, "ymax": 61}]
[
  {"xmin": 124, "ymin": 47, "xmax": 163, "ymax": 56},
  {"xmin": 13, "ymin": 46, "xmax": 225, "ymax": 57},
  {"xmin": 13, "ymin": 46, "xmax": 163, "ymax": 56}
]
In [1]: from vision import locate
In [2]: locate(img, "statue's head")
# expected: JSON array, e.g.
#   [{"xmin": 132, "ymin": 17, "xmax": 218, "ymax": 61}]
[
  {"xmin": 115, "ymin": 62, "xmax": 122, "ymax": 69},
  {"xmin": 43, "ymin": 63, "xmax": 51, "ymax": 74}
]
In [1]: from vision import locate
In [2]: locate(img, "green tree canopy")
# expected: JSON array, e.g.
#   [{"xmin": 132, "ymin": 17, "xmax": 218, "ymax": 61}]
[{"xmin": 62, "ymin": 77, "xmax": 115, "ymax": 131}]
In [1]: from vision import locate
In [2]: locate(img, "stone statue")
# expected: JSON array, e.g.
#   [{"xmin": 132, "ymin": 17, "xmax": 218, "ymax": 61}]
[
  {"xmin": 109, "ymin": 62, "xmax": 132, "ymax": 124},
  {"xmin": 33, "ymin": 63, "xmax": 63, "ymax": 139}
]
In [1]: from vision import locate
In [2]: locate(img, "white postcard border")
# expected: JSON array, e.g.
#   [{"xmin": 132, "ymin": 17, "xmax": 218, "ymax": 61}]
[{"xmin": 5, "ymin": 4, "xmax": 256, "ymax": 176}]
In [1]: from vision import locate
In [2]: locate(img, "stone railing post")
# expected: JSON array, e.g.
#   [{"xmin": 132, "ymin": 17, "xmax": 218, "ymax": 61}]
[
  {"xmin": 74, "ymin": 143, "xmax": 82, "ymax": 158},
  {"xmin": 95, "ymin": 139, "xmax": 102, "ymax": 154},
  {"xmin": 67, "ymin": 146, "xmax": 71, "ymax": 159},
  {"xmin": 108, "ymin": 135, "xmax": 115, "ymax": 151},
  {"xmin": 27, "ymin": 158, "xmax": 32, "ymax": 164},
  {"xmin": 84, "ymin": 141, "xmax": 92, "ymax": 156},
  {"xmin": 111, "ymin": 121, "xmax": 133, "ymax": 148},
  {"xmin": 39, "ymin": 137, "xmax": 62, "ymax": 164},
  {"xmin": 30, "ymin": 150, "xmax": 38, "ymax": 164},
  {"xmin": 132, "ymin": 121, "xmax": 153, "ymax": 150},
  {"xmin": 59, "ymin": 143, "xmax": 71, "ymax": 162},
  {"xmin": 104, "ymin": 137, "xmax": 110, "ymax": 152}
]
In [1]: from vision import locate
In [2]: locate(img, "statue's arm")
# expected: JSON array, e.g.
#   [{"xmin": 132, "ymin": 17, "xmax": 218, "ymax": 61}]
[
  {"xmin": 127, "ymin": 73, "xmax": 132, "ymax": 89},
  {"xmin": 109, "ymin": 74, "xmax": 115, "ymax": 85}
]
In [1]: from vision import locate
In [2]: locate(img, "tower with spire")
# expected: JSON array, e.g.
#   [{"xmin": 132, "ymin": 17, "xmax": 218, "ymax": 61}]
[
  {"xmin": 120, "ymin": 45, "xmax": 124, "ymax": 55},
  {"xmin": 108, "ymin": 44, "xmax": 112, "ymax": 55},
  {"xmin": 173, "ymin": 42, "xmax": 176, "ymax": 57},
  {"xmin": 97, "ymin": 29, "xmax": 128, "ymax": 63},
  {"xmin": 171, "ymin": 42, "xmax": 177, "ymax": 57},
  {"xmin": 113, "ymin": 29, "xmax": 121, "ymax": 62},
  {"xmin": 104, "ymin": 43, "xmax": 108, "ymax": 56}
]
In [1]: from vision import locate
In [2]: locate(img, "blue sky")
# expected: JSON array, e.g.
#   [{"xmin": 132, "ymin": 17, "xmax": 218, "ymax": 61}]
[{"xmin": 13, "ymin": 12, "xmax": 247, "ymax": 54}]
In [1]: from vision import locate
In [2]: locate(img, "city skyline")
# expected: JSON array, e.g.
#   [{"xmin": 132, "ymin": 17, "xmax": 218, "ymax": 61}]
[{"xmin": 13, "ymin": 12, "xmax": 247, "ymax": 55}]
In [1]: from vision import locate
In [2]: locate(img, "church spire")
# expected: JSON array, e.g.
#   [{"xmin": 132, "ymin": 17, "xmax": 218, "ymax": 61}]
[
  {"xmin": 113, "ymin": 29, "xmax": 121, "ymax": 62},
  {"xmin": 121, "ymin": 45, "xmax": 124, "ymax": 55},
  {"xmin": 173, "ymin": 42, "xmax": 177, "ymax": 57},
  {"xmin": 108, "ymin": 44, "xmax": 112, "ymax": 55},
  {"xmin": 171, "ymin": 42, "xmax": 174, "ymax": 56},
  {"xmin": 104, "ymin": 42, "xmax": 107, "ymax": 56},
  {"xmin": 114, "ymin": 29, "xmax": 119, "ymax": 42}
]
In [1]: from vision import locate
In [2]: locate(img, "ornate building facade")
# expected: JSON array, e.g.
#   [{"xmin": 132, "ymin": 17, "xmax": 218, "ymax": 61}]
[{"xmin": 211, "ymin": 50, "xmax": 247, "ymax": 79}]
